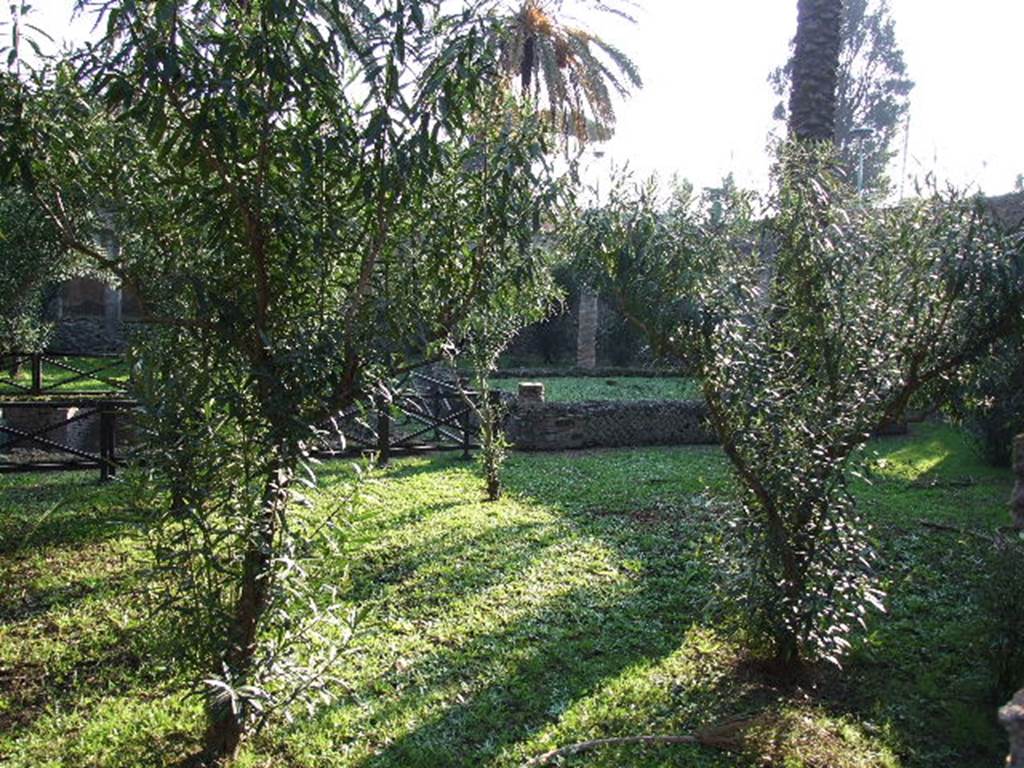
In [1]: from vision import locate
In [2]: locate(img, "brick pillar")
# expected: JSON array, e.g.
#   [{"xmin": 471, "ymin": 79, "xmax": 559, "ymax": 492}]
[
  {"xmin": 1013, "ymin": 435, "xmax": 1024, "ymax": 530},
  {"xmin": 1002, "ymin": 690, "xmax": 1024, "ymax": 767},
  {"xmin": 576, "ymin": 286, "xmax": 598, "ymax": 370}
]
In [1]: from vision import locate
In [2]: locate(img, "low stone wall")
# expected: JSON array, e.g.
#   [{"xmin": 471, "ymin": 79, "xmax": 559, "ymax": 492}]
[
  {"xmin": 491, "ymin": 366, "xmax": 684, "ymax": 380},
  {"xmin": 507, "ymin": 399, "xmax": 715, "ymax": 451},
  {"xmin": 504, "ymin": 394, "xmax": 908, "ymax": 452},
  {"xmin": 0, "ymin": 403, "xmax": 135, "ymax": 454}
]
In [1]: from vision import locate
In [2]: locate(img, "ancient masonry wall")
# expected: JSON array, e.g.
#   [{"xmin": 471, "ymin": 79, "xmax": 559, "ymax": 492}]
[{"xmin": 506, "ymin": 399, "xmax": 716, "ymax": 451}]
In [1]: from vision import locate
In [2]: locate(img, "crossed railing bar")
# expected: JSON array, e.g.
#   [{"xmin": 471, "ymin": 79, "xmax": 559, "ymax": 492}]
[
  {"xmin": 391, "ymin": 401, "xmax": 472, "ymax": 447},
  {"xmin": 0, "ymin": 365, "xmax": 483, "ymax": 477}
]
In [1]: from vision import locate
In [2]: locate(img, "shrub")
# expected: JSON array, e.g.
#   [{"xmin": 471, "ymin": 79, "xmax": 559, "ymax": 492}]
[
  {"xmin": 955, "ymin": 333, "xmax": 1024, "ymax": 467},
  {"xmin": 980, "ymin": 535, "xmax": 1024, "ymax": 701},
  {"xmin": 572, "ymin": 143, "xmax": 1024, "ymax": 669}
]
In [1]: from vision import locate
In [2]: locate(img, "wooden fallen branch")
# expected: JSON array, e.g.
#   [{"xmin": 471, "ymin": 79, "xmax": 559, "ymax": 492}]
[
  {"xmin": 917, "ymin": 518, "xmax": 994, "ymax": 542},
  {"xmin": 525, "ymin": 715, "xmax": 755, "ymax": 766}
]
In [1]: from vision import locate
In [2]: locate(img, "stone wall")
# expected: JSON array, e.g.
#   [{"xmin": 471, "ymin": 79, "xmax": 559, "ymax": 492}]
[
  {"xmin": 0, "ymin": 403, "xmax": 135, "ymax": 454},
  {"xmin": 502, "ymin": 291, "xmax": 654, "ymax": 369},
  {"xmin": 0, "ymin": 404, "xmax": 100, "ymax": 452},
  {"xmin": 507, "ymin": 399, "xmax": 716, "ymax": 451},
  {"xmin": 504, "ymin": 394, "xmax": 906, "ymax": 452},
  {"xmin": 50, "ymin": 318, "xmax": 137, "ymax": 354}
]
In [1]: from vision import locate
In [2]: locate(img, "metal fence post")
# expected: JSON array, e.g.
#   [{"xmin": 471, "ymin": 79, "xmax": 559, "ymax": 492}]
[
  {"xmin": 376, "ymin": 395, "xmax": 390, "ymax": 467},
  {"xmin": 432, "ymin": 389, "xmax": 441, "ymax": 444},
  {"xmin": 99, "ymin": 405, "xmax": 115, "ymax": 481},
  {"xmin": 1012, "ymin": 434, "xmax": 1024, "ymax": 530},
  {"xmin": 461, "ymin": 404, "xmax": 472, "ymax": 460},
  {"xmin": 31, "ymin": 353, "xmax": 42, "ymax": 396}
]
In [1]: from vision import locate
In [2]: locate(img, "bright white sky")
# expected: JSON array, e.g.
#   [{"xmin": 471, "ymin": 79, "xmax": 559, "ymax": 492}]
[{"xmin": 30, "ymin": 0, "xmax": 1024, "ymax": 196}]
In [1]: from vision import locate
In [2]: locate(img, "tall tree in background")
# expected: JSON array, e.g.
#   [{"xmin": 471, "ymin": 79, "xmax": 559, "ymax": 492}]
[{"xmin": 772, "ymin": 0, "xmax": 913, "ymax": 189}]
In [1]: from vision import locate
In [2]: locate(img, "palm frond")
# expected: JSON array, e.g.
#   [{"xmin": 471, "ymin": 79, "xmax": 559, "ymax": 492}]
[{"xmin": 586, "ymin": 35, "xmax": 643, "ymax": 90}]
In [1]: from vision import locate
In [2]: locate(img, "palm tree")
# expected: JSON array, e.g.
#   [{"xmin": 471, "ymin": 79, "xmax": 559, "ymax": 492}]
[
  {"xmin": 496, "ymin": 0, "xmax": 642, "ymax": 143},
  {"xmin": 496, "ymin": 1, "xmax": 641, "ymax": 368},
  {"xmin": 787, "ymin": 0, "xmax": 844, "ymax": 142},
  {"xmin": 771, "ymin": 0, "xmax": 913, "ymax": 190}
]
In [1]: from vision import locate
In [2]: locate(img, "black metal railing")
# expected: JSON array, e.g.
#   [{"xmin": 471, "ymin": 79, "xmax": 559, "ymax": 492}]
[
  {"xmin": 0, "ymin": 351, "xmax": 129, "ymax": 396},
  {"xmin": 320, "ymin": 371, "xmax": 484, "ymax": 464},
  {"xmin": 0, "ymin": 357, "xmax": 489, "ymax": 478},
  {"xmin": 0, "ymin": 398, "xmax": 135, "ymax": 480}
]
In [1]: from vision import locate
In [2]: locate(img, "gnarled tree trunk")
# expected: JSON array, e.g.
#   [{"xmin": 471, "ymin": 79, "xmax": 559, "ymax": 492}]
[
  {"xmin": 202, "ymin": 458, "xmax": 292, "ymax": 763},
  {"xmin": 1002, "ymin": 689, "xmax": 1024, "ymax": 767}
]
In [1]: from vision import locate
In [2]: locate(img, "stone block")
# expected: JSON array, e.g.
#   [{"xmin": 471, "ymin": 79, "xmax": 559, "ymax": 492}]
[
  {"xmin": 1001, "ymin": 689, "xmax": 1024, "ymax": 767},
  {"xmin": 506, "ymin": 399, "xmax": 716, "ymax": 451},
  {"xmin": 518, "ymin": 382, "xmax": 545, "ymax": 403}
]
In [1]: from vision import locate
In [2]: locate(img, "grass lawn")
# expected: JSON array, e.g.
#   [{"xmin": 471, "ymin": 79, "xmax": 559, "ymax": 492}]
[
  {"xmin": 0, "ymin": 424, "xmax": 1016, "ymax": 767},
  {"xmin": 0, "ymin": 356, "xmax": 130, "ymax": 395},
  {"xmin": 490, "ymin": 376, "xmax": 700, "ymax": 402}
]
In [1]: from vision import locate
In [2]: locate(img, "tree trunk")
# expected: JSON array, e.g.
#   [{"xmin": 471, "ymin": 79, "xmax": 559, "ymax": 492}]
[
  {"xmin": 788, "ymin": 0, "xmax": 844, "ymax": 142},
  {"xmin": 576, "ymin": 286, "xmax": 598, "ymax": 370},
  {"xmin": 767, "ymin": 512, "xmax": 805, "ymax": 672},
  {"xmin": 486, "ymin": 471, "xmax": 501, "ymax": 502},
  {"xmin": 521, "ymin": 34, "xmax": 535, "ymax": 94},
  {"xmin": 202, "ymin": 461, "xmax": 291, "ymax": 763}
]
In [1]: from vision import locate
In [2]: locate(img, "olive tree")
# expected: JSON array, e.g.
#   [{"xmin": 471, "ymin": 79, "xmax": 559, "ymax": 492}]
[
  {"xmin": 572, "ymin": 143, "xmax": 1024, "ymax": 670},
  {"xmin": 3, "ymin": 0, "xmax": 565, "ymax": 761},
  {"xmin": 441, "ymin": 99, "xmax": 561, "ymax": 501},
  {"xmin": 449, "ymin": 300, "xmax": 546, "ymax": 501}
]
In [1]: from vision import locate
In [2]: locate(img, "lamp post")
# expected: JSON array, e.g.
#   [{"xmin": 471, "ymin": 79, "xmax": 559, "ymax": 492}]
[{"xmin": 849, "ymin": 126, "xmax": 873, "ymax": 195}]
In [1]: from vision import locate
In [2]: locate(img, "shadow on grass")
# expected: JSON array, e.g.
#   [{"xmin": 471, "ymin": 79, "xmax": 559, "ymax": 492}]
[
  {"xmin": 279, "ymin": 450, "xmax": 750, "ymax": 767},
  {"xmin": 318, "ymin": 453, "xmax": 469, "ymax": 485},
  {"xmin": 0, "ymin": 474, "xmax": 144, "ymax": 556},
  {"xmin": 0, "ymin": 473, "xmax": 200, "ymax": 762},
  {"xmin": 349, "ymin": 430, "xmax": 1012, "ymax": 768},
  {"xmin": 0, "ymin": 566, "xmax": 138, "ymax": 624},
  {"xmin": 0, "ymin": 576, "xmax": 200, "ymax": 765},
  {"xmin": 347, "ymin": 519, "xmax": 550, "ymax": 606}
]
